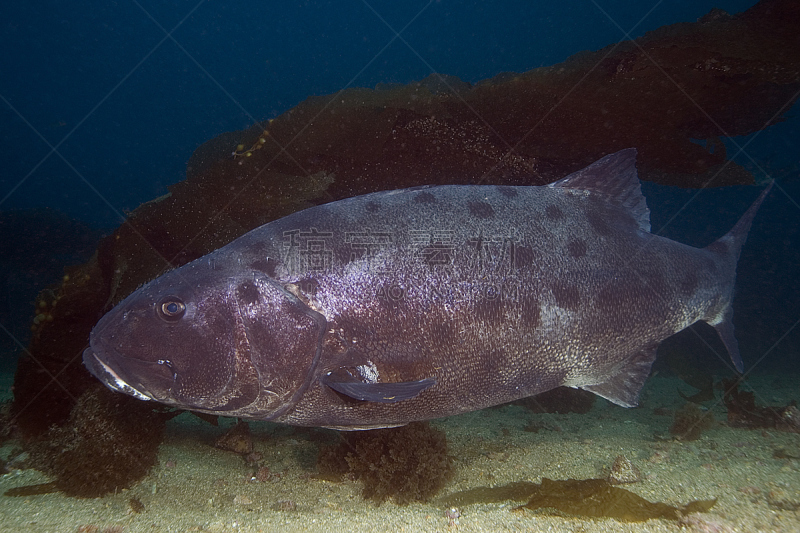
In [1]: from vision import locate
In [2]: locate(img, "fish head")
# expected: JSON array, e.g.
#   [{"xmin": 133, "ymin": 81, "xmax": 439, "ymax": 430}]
[{"xmin": 83, "ymin": 255, "xmax": 325, "ymax": 419}]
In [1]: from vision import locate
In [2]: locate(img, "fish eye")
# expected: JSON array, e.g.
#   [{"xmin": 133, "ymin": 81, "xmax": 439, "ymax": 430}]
[{"xmin": 157, "ymin": 297, "xmax": 186, "ymax": 322}]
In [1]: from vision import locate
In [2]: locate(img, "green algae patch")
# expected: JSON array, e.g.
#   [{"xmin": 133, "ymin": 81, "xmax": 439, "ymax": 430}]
[{"xmin": 440, "ymin": 478, "xmax": 716, "ymax": 522}]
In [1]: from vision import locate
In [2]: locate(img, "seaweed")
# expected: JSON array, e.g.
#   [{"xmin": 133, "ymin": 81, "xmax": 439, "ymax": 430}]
[
  {"xmin": 439, "ymin": 478, "xmax": 716, "ymax": 522},
  {"xmin": 25, "ymin": 385, "xmax": 170, "ymax": 498},
  {"xmin": 722, "ymin": 379, "xmax": 800, "ymax": 432},
  {"xmin": 4, "ymin": 482, "xmax": 59, "ymax": 497},
  {"xmin": 669, "ymin": 402, "xmax": 714, "ymax": 441},
  {"xmin": 439, "ymin": 481, "xmax": 538, "ymax": 506},
  {"xmin": 317, "ymin": 422, "xmax": 452, "ymax": 504},
  {"xmin": 129, "ymin": 497, "xmax": 145, "ymax": 513}
]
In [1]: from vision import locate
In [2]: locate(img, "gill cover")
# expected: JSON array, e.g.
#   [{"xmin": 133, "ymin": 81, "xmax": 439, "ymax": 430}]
[{"xmin": 230, "ymin": 275, "xmax": 327, "ymax": 420}]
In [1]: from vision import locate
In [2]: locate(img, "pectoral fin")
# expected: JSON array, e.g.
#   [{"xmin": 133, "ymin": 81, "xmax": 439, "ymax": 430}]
[{"xmin": 322, "ymin": 368, "xmax": 436, "ymax": 403}]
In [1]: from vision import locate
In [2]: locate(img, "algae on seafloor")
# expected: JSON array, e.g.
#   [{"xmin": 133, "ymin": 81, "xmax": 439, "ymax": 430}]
[
  {"xmin": 439, "ymin": 478, "xmax": 716, "ymax": 522},
  {"xmin": 3, "ymin": 482, "xmax": 59, "ymax": 497},
  {"xmin": 317, "ymin": 422, "xmax": 452, "ymax": 505}
]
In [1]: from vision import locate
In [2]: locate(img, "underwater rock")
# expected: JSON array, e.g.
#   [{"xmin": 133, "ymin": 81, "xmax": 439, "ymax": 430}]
[
  {"xmin": 129, "ymin": 497, "xmax": 145, "ymax": 513},
  {"xmin": 608, "ymin": 455, "xmax": 643, "ymax": 485},
  {"xmin": 261, "ymin": 0, "xmax": 799, "ymax": 197},
  {"xmin": 271, "ymin": 499, "xmax": 298, "ymax": 512},
  {"xmin": 214, "ymin": 421, "xmax": 254, "ymax": 455},
  {"xmin": 317, "ymin": 421, "xmax": 452, "ymax": 504},
  {"xmin": 670, "ymin": 402, "xmax": 715, "ymax": 441}
]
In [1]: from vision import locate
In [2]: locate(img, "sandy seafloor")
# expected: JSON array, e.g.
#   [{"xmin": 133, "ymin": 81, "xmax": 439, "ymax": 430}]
[{"xmin": 1, "ymin": 370, "xmax": 798, "ymax": 533}]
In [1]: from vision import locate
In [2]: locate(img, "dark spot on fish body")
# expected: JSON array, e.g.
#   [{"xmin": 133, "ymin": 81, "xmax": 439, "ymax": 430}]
[
  {"xmin": 551, "ymin": 281, "xmax": 580, "ymax": 310},
  {"xmin": 545, "ymin": 205, "xmax": 564, "ymax": 220},
  {"xmin": 383, "ymin": 344, "xmax": 426, "ymax": 375},
  {"xmin": 246, "ymin": 240, "xmax": 269, "ymax": 258},
  {"xmin": 475, "ymin": 347, "xmax": 508, "ymax": 382},
  {"xmin": 642, "ymin": 271, "xmax": 667, "ymax": 301},
  {"xmin": 376, "ymin": 283, "xmax": 410, "ymax": 312},
  {"xmin": 567, "ymin": 239, "xmax": 587, "ymax": 258},
  {"xmin": 426, "ymin": 321, "xmax": 457, "ymax": 346},
  {"xmin": 680, "ymin": 271, "xmax": 699, "ymax": 295},
  {"xmin": 596, "ymin": 275, "xmax": 655, "ymax": 314},
  {"xmin": 334, "ymin": 317, "xmax": 377, "ymax": 345},
  {"xmin": 515, "ymin": 245, "xmax": 535, "ymax": 270},
  {"xmin": 237, "ymin": 281, "xmax": 260, "ymax": 305},
  {"xmin": 250, "ymin": 258, "xmax": 278, "ymax": 277},
  {"xmin": 474, "ymin": 292, "xmax": 505, "ymax": 324},
  {"xmin": 365, "ymin": 201, "xmax": 381, "ymax": 213},
  {"xmin": 413, "ymin": 191, "xmax": 437, "ymax": 204},
  {"xmin": 519, "ymin": 294, "xmax": 541, "ymax": 329},
  {"xmin": 467, "ymin": 200, "xmax": 495, "ymax": 219},
  {"xmin": 495, "ymin": 186, "xmax": 518, "ymax": 198}
]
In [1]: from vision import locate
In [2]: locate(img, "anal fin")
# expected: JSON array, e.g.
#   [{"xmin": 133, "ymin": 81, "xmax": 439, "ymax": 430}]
[
  {"xmin": 580, "ymin": 344, "xmax": 658, "ymax": 407},
  {"xmin": 708, "ymin": 308, "xmax": 742, "ymax": 373}
]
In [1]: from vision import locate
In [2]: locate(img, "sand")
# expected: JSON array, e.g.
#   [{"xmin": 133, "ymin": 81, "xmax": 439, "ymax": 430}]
[{"xmin": 1, "ymin": 371, "xmax": 799, "ymax": 533}]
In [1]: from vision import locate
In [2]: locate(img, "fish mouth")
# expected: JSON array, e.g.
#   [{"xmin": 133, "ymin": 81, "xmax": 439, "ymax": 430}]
[{"xmin": 82, "ymin": 346, "xmax": 153, "ymax": 402}]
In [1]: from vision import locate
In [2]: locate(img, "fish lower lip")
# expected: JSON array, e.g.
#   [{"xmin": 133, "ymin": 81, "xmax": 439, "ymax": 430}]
[{"xmin": 83, "ymin": 347, "xmax": 152, "ymax": 402}]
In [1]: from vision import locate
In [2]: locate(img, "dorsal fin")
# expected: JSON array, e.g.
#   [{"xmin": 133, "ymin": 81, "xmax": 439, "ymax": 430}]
[{"xmin": 549, "ymin": 148, "xmax": 650, "ymax": 232}]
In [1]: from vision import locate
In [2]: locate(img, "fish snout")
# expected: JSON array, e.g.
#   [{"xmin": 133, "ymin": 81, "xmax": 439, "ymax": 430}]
[{"xmin": 82, "ymin": 342, "xmax": 175, "ymax": 403}]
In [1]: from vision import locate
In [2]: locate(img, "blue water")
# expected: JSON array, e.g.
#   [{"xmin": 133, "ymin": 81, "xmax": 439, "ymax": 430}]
[
  {"xmin": 0, "ymin": 2, "xmax": 798, "ymax": 529},
  {"xmin": 0, "ymin": 0, "xmax": 769, "ymax": 227}
]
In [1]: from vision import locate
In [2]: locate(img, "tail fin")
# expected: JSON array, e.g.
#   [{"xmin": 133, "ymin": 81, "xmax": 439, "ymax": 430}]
[{"xmin": 704, "ymin": 183, "xmax": 772, "ymax": 372}]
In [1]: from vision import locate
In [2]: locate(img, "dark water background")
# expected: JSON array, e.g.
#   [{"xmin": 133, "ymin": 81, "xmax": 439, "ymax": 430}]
[{"xmin": 1, "ymin": 0, "xmax": 797, "ymax": 376}]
